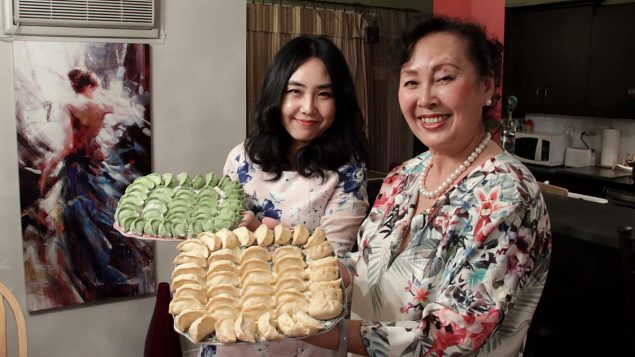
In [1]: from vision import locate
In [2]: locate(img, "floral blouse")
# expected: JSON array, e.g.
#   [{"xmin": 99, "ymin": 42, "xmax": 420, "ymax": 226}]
[
  {"xmin": 346, "ymin": 151, "xmax": 551, "ymax": 357},
  {"xmin": 223, "ymin": 143, "xmax": 369, "ymax": 257}
]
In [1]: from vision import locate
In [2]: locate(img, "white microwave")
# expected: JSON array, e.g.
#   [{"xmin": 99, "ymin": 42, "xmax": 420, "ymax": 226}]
[{"xmin": 513, "ymin": 132, "xmax": 570, "ymax": 166}]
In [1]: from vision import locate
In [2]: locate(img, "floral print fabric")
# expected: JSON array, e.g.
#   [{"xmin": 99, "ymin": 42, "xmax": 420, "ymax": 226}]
[
  {"xmin": 223, "ymin": 143, "xmax": 368, "ymax": 256},
  {"xmin": 347, "ymin": 151, "xmax": 551, "ymax": 357}
]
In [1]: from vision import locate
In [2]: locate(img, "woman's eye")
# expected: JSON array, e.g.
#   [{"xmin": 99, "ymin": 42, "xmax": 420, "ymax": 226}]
[
  {"xmin": 318, "ymin": 91, "xmax": 333, "ymax": 98},
  {"xmin": 403, "ymin": 80, "xmax": 418, "ymax": 87},
  {"xmin": 286, "ymin": 88, "xmax": 301, "ymax": 94},
  {"xmin": 436, "ymin": 75, "xmax": 455, "ymax": 82}
]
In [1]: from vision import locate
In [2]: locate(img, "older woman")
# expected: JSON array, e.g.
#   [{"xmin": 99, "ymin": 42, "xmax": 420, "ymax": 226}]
[{"xmin": 306, "ymin": 16, "xmax": 551, "ymax": 356}]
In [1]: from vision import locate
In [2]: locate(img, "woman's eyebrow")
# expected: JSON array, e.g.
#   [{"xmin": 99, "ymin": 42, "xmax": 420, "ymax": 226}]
[{"xmin": 287, "ymin": 80, "xmax": 332, "ymax": 89}]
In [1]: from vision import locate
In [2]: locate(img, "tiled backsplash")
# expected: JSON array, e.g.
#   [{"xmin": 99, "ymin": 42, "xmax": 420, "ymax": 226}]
[{"xmin": 524, "ymin": 113, "xmax": 635, "ymax": 164}]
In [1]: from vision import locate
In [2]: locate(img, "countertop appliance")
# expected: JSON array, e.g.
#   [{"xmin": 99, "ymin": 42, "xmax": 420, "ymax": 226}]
[
  {"xmin": 565, "ymin": 147, "xmax": 596, "ymax": 167},
  {"xmin": 514, "ymin": 132, "xmax": 570, "ymax": 166}
]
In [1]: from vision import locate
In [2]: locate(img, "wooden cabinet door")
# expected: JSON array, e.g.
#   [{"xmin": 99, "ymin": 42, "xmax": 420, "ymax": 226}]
[
  {"xmin": 588, "ymin": 4, "xmax": 635, "ymax": 119},
  {"xmin": 504, "ymin": 5, "xmax": 592, "ymax": 115}
]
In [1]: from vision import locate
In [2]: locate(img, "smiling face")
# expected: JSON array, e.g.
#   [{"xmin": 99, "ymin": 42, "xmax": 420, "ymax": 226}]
[
  {"xmin": 398, "ymin": 32, "xmax": 494, "ymax": 154},
  {"xmin": 281, "ymin": 57, "xmax": 336, "ymax": 152}
]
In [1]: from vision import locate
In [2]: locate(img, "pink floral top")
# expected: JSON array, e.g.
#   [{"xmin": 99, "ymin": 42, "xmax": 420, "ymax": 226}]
[
  {"xmin": 347, "ymin": 151, "xmax": 551, "ymax": 356},
  {"xmin": 223, "ymin": 143, "xmax": 369, "ymax": 257}
]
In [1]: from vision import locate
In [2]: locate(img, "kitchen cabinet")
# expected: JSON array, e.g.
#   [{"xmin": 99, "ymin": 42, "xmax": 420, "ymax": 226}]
[
  {"xmin": 587, "ymin": 4, "xmax": 635, "ymax": 118},
  {"xmin": 503, "ymin": 3, "xmax": 635, "ymax": 119}
]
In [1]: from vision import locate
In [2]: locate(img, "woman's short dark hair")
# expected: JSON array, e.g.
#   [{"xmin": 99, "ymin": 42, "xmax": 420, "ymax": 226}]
[
  {"xmin": 68, "ymin": 68, "xmax": 98, "ymax": 93},
  {"xmin": 245, "ymin": 35, "xmax": 368, "ymax": 180},
  {"xmin": 392, "ymin": 16, "xmax": 504, "ymax": 118}
]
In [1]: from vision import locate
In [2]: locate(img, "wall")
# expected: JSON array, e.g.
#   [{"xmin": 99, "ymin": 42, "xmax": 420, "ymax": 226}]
[
  {"xmin": 527, "ymin": 114, "xmax": 635, "ymax": 164},
  {"xmin": 0, "ymin": 1, "xmax": 246, "ymax": 356}
]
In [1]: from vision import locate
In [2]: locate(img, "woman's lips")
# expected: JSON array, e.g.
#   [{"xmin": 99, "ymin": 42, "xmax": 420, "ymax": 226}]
[
  {"xmin": 294, "ymin": 118, "xmax": 317, "ymax": 127},
  {"xmin": 419, "ymin": 114, "xmax": 450, "ymax": 129}
]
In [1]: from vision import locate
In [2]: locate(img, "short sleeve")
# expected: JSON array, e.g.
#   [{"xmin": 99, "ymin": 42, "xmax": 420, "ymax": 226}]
[{"xmin": 320, "ymin": 162, "xmax": 369, "ymax": 257}]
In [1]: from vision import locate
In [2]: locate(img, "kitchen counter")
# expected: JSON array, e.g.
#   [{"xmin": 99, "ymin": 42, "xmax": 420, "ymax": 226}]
[
  {"xmin": 543, "ymin": 192, "xmax": 634, "ymax": 250},
  {"xmin": 523, "ymin": 163, "xmax": 634, "ymax": 195}
]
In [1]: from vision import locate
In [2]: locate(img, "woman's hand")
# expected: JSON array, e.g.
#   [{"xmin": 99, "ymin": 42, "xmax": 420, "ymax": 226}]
[{"xmin": 239, "ymin": 211, "xmax": 261, "ymax": 231}]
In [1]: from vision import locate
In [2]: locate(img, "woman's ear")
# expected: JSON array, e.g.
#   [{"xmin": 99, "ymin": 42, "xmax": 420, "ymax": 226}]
[{"xmin": 483, "ymin": 75, "xmax": 495, "ymax": 100}]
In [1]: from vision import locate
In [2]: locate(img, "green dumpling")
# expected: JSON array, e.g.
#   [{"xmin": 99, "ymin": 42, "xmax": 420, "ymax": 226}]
[
  {"xmin": 146, "ymin": 173, "xmax": 162, "ymax": 187},
  {"xmin": 176, "ymin": 172, "xmax": 192, "ymax": 187},
  {"xmin": 191, "ymin": 174, "xmax": 206, "ymax": 190},
  {"xmin": 205, "ymin": 172, "xmax": 219, "ymax": 187},
  {"xmin": 143, "ymin": 218, "xmax": 161, "ymax": 235}
]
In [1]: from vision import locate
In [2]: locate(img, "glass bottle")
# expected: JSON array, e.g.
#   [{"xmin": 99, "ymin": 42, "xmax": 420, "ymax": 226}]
[
  {"xmin": 144, "ymin": 282, "xmax": 182, "ymax": 357},
  {"xmin": 500, "ymin": 116, "xmax": 517, "ymax": 154}
]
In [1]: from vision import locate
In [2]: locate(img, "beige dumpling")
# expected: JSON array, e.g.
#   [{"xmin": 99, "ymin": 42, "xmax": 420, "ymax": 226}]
[
  {"xmin": 234, "ymin": 314, "xmax": 257, "ymax": 343},
  {"xmin": 171, "ymin": 263, "xmax": 206, "ymax": 280},
  {"xmin": 276, "ymin": 266, "xmax": 307, "ymax": 280},
  {"xmin": 205, "ymin": 295, "xmax": 241, "ymax": 312},
  {"xmin": 215, "ymin": 318, "xmax": 237, "ymax": 344},
  {"xmin": 273, "ymin": 223, "xmax": 292, "ymax": 244},
  {"xmin": 257, "ymin": 312, "xmax": 283, "ymax": 341},
  {"xmin": 207, "ymin": 260, "xmax": 239, "ymax": 276},
  {"xmin": 233, "ymin": 226, "xmax": 256, "ymax": 247},
  {"xmin": 272, "ymin": 245, "xmax": 302, "ymax": 264},
  {"xmin": 274, "ymin": 289, "xmax": 308, "ymax": 306},
  {"xmin": 216, "ymin": 228, "xmax": 238, "ymax": 249},
  {"xmin": 206, "ymin": 271, "xmax": 240, "ymax": 287},
  {"xmin": 209, "ymin": 306, "xmax": 239, "ymax": 321},
  {"xmin": 277, "ymin": 312, "xmax": 309, "ymax": 337},
  {"xmin": 171, "ymin": 273, "xmax": 203, "ymax": 291},
  {"xmin": 255, "ymin": 224, "xmax": 274, "ymax": 247},
  {"xmin": 310, "ymin": 287, "xmax": 343, "ymax": 302},
  {"xmin": 308, "ymin": 298, "xmax": 343, "ymax": 320},
  {"xmin": 306, "ymin": 256, "xmax": 338, "ymax": 269},
  {"xmin": 293, "ymin": 310, "xmax": 322, "ymax": 335},
  {"xmin": 309, "ymin": 278, "xmax": 342, "ymax": 292},
  {"xmin": 174, "ymin": 309, "xmax": 205, "ymax": 332},
  {"xmin": 240, "ymin": 268, "xmax": 275, "ymax": 286},
  {"xmin": 176, "ymin": 239, "xmax": 208, "ymax": 258},
  {"xmin": 308, "ymin": 266, "xmax": 339, "ymax": 282},
  {"xmin": 304, "ymin": 227, "xmax": 326, "ymax": 249},
  {"xmin": 173, "ymin": 252, "xmax": 206, "ymax": 267},
  {"xmin": 240, "ymin": 246, "xmax": 271, "ymax": 263},
  {"xmin": 304, "ymin": 240, "xmax": 334, "ymax": 260},
  {"xmin": 197, "ymin": 232, "xmax": 222, "ymax": 252},
  {"xmin": 169, "ymin": 296, "xmax": 204, "ymax": 315},
  {"xmin": 274, "ymin": 276, "xmax": 307, "ymax": 293},
  {"xmin": 273, "ymin": 256, "xmax": 306, "ymax": 274},
  {"xmin": 275, "ymin": 301, "xmax": 308, "ymax": 318},
  {"xmin": 174, "ymin": 283, "xmax": 207, "ymax": 304},
  {"xmin": 188, "ymin": 313, "xmax": 216, "ymax": 343},
  {"xmin": 208, "ymin": 248, "xmax": 239, "ymax": 264},
  {"xmin": 241, "ymin": 283, "xmax": 275, "ymax": 296},
  {"xmin": 206, "ymin": 284, "xmax": 240, "ymax": 299},
  {"xmin": 240, "ymin": 291, "xmax": 274, "ymax": 310},
  {"xmin": 291, "ymin": 224, "xmax": 309, "ymax": 245},
  {"xmin": 241, "ymin": 304, "xmax": 272, "ymax": 320},
  {"xmin": 239, "ymin": 258, "xmax": 270, "ymax": 276}
]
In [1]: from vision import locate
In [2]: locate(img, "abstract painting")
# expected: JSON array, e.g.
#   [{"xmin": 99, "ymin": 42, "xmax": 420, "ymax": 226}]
[{"xmin": 14, "ymin": 42, "xmax": 155, "ymax": 311}]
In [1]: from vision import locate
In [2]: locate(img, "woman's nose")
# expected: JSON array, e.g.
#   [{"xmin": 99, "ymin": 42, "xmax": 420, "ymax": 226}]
[
  {"xmin": 416, "ymin": 85, "xmax": 437, "ymax": 108},
  {"xmin": 300, "ymin": 95, "xmax": 315, "ymax": 114}
]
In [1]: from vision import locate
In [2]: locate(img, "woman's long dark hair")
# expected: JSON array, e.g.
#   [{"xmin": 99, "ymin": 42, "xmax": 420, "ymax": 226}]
[{"xmin": 245, "ymin": 35, "xmax": 368, "ymax": 180}]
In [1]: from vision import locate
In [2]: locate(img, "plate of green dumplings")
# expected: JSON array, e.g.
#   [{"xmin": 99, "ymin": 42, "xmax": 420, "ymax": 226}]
[{"xmin": 113, "ymin": 172, "xmax": 245, "ymax": 241}]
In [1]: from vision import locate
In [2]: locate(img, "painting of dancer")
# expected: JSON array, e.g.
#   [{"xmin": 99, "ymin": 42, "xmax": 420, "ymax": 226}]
[{"xmin": 14, "ymin": 42, "xmax": 155, "ymax": 311}]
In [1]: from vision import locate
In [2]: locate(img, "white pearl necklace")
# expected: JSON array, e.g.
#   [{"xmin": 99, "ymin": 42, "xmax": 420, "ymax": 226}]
[{"xmin": 418, "ymin": 133, "xmax": 491, "ymax": 199}]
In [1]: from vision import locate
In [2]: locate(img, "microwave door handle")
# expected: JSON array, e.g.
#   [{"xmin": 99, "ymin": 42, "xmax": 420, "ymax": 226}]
[{"xmin": 535, "ymin": 139, "xmax": 541, "ymax": 161}]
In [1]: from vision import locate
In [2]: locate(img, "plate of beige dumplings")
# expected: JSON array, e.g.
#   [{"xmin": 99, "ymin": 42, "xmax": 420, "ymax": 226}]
[{"xmin": 169, "ymin": 223, "xmax": 346, "ymax": 345}]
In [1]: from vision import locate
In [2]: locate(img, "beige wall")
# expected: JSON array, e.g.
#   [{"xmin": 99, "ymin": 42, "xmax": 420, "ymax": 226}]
[{"xmin": 0, "ymin": 1, "xmax": 245, "ymax": 356}]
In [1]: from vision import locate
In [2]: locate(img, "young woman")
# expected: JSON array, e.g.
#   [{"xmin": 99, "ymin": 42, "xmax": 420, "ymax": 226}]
[{"xmin": 203, "ymin": 35, "xmax": 369, "ymax": 357}]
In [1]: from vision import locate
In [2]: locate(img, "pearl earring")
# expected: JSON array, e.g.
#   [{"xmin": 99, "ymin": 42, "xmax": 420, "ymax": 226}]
[{"xmin": 485, "ymin": 99, "xmax": 492, "ymax": 106}]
